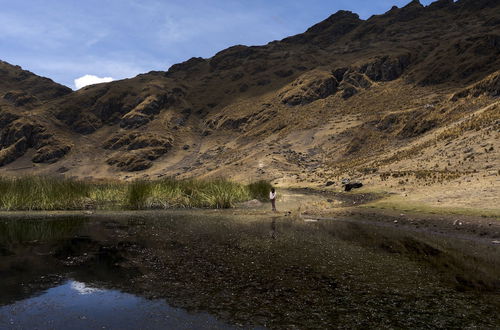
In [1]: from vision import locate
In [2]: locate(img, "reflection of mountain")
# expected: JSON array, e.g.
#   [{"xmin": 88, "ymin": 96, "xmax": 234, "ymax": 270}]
[
  {"xmin": 0, "ymin": 0, "xmax": 498, "ymax": 187},
  {"xmin": 0, "ymin": 214, "xmax": 499, "ymax": 327}
]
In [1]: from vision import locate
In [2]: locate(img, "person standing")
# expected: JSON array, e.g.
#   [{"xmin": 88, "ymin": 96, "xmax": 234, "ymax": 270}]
[{"xmin": 269, "ymin": 188, "xmax": 277, "ymax": 211}]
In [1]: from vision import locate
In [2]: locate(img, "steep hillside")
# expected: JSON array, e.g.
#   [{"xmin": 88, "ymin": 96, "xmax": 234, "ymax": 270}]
[{"xmin": 0, "ymin": 0, "xmax": 498, "ymax": 209}]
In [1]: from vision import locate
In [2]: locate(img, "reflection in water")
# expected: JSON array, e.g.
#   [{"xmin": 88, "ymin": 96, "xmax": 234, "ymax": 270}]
[
  {"xmin": 0, "ymin": 212, "xmax": 499, "ymax": 328},
  {"xmin": 0, "ymin": 280, "xmax": 234, "ymax": 330},
  {"xmin": 70, "ymin": 281, "xmax": 103, "ymax": 295}
]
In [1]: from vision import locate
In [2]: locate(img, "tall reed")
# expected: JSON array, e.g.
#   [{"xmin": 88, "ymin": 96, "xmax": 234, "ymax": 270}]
[{"xmin": 0, "ymin": 176, "xmax": 271, "ymax": 210}]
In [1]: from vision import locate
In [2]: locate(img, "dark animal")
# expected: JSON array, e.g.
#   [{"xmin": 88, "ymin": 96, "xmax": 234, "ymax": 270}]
[{"xmin": 344, "ymin": 182, "xmax": 363, "ymax": 191}]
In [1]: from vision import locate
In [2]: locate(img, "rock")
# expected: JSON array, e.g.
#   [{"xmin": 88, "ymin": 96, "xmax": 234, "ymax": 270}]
[
  {"xmin": 332, "ymin": 67, "xmax": 349, "ymax": 81},
  {"xmin": 106, "ymin": 147, "xmax": 170, "ymax": 172},
  {"xmin": 103, "ymin": 133, "xmax": 173, "ymax": 152},
  {"xmin": 279, "ymin": 70, "xmax": 338, "ymax": 106},
  {"xmin": 3, "ymin": 91, "xmax": 39, "ymax": 107},
  {"xmin": 0, "ymin": 137, "xmax": 27, "ymax": 166},
  {"xmin": 32, "ymin": 143, "xmax": 71, "ymax": 163},
  {"xmin": 0, "ymin": 110, "xmax": 19, "ymax": 128},
  {"xmin": 325, "ymin": 181, "xmax": 335, "ymax": 186},
  {"xmin": 343, "ymin": 72, "xmax": 372, "ymax": 89},
  {"xmin": 360, "ymin": 55, "xmax": 411, "ymax": 81},
  {"xmin": 120, "ymin": 112, "xmax": 150, "ymax": 129},
  {"xmin": 340, "ymin": 84, "xmax": 358, "ymax": 99}
]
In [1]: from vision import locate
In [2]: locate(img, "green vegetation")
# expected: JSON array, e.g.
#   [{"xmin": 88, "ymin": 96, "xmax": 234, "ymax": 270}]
[
  {"xmin": 363, "ymin": 195, "xmax": 500, "ymax": 218},
  {"xmin": 0, "ymin": 176, "xmax": 271, "ymax": 211}
]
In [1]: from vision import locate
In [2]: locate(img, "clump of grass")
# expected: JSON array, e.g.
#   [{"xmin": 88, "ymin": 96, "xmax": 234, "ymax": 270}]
[
  {"xmin": 0, "ymin": 176, "xmax": 272, "ymax": 211},
  {"xmin": 247, "ymin": 180, "xmax": 273, "ymax": 201},
  {"xmin": 127, "ymin": 180, "xmax": 153, "ymax": 209},
  {"xmin": 126, "ymin": 178, "xmax": 266, "ymax": 209},
  {"xmin": 0, "ymin": 176, "xmax": 92, "ymax": 210}
]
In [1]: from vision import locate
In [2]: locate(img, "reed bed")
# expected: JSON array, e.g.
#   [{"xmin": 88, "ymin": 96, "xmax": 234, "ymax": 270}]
[{"xmin": 0, "ymin": 176, "xmax": 272, "ymax": 210}]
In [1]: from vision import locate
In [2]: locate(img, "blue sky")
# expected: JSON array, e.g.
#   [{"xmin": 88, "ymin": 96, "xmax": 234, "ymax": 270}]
[{"xmin": 0, "ymin": 0, "xmax": 435, "ymax": 89}]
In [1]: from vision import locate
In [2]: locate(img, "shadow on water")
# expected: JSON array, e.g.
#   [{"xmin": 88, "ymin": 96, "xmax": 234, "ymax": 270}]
[{"xmin": 0, "ymin": 212, "xmax": 499, "ymax": 328}]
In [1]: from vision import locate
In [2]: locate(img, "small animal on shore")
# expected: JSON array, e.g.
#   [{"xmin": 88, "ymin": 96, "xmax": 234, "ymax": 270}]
[
  {"xmin": 344, "ymin": 182, "xmax": 363, "ymax": 191},
  {"xmin": 269, "ymin": 188, "xmax": 277, "ymax": 211},
  {"xmin": 341, "ymin": 179, "xmax": 363, "ymax": 192}
]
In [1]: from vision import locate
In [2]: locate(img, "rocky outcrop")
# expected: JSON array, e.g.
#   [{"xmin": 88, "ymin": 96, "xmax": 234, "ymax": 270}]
[
  {"xmin": 279, "ymin": 71, "xmax": 338, "ymax": 106},
  {"xmin": 360, "ymin": 55, "xmax": 411, "ymax": 82},
  {"xmin": 0, "ymin": 110, "xmax": 19, "ymax": 129},
  {"xmin": 3, "ymin": 91, "xmax": 39, "ymax": 107},
  {"xmin": 106, "ymin": 148, "xmax": 169, "ymax": 172},
  {"xmin": 0, "ymin": 137, "xmax": 27, "ymax": 166},
  {"xmin": 104, "ymin": 132, "xmax": 173, "ymax": 171},
  {"xmin": 103, "ymin": 132, "xmax": 173, "ymax": 151},
  {"xmin": 120, "ymin": 94, "xmax": 168, "ymax": 129},
  {"xmin": 32, "ymin": 143, "xmax": 71, "ymax": 164},
  {"xmin": 0, "ymin": 117, "xmax": 71, "ymax": 165},
  {"xmin": 55, "ymin": 87, "xmax": 182, "ymax": 134},
  {"xmin": 452, "ymin": 71, "xmax": 500, "ymax": 100}
]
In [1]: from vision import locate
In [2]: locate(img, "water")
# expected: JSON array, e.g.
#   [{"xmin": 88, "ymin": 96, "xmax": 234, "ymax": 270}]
[
  {"xmin": 0, "ymin": 281, "xmax": 233, "ymax": 330},
  {"xmin": 0, "ymin": 211, "xmax": 499, "ymax": 328}
]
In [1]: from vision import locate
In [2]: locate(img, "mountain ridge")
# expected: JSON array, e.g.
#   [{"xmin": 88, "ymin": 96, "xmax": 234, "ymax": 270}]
[{"xmin": 0, "ymin": 0, "xmax": 498, "ymax": 210}]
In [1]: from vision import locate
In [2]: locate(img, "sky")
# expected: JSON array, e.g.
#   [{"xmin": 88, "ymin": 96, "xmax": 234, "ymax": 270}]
[{"xmin": 0, "ymin": 0, "xmax": 436, "ymax": 89}]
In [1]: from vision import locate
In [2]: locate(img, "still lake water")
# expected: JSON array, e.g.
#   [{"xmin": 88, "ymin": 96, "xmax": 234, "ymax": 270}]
[{"xmin": 0, "ymin": 211, "xmax": 499, "ymax": 328}]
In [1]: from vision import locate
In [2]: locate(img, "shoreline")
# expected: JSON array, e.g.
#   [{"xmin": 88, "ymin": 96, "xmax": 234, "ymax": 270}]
[{"xmin": 1, "ymin": 200, "xmax": 499, "ymax": 244}]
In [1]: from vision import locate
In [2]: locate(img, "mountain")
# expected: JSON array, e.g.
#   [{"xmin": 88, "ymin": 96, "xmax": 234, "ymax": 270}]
[{"xmin": 0, "ymin": 0, "xmax": 498, "ymax": 208}]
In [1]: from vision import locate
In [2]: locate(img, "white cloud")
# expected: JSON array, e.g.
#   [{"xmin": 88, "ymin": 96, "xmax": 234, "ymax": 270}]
[
  {"xmin": 70, "ymin": 281, "xmax": 102, "ymax": 295},
  {"xmin": 74, "ymin": 74, "xmax": 114, "ymax": 89}
]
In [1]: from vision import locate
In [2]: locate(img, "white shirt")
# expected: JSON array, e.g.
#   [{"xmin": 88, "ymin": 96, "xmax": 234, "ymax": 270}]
[{"xmin": 269, "ymin": 191, "xmax": 276, "ymax": 200}]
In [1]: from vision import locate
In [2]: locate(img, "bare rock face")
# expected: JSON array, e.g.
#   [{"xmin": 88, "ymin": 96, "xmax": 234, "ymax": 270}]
[
  {"xmin": 3, "ymin": 91, "xmax": 39, "ymax": 107},
  {"xmin": 360, "ymin": 55, "xmax": 411, "ymax": 82},
  {"xmin": 340, "ymin": 84, "xmax": 359, "ymax": 99},
  {"xmin": 280, "ymin": 70, "xmax": 338, "ymax": 106},
  {"xmin": 106, "ymin": 148, "xmax": 169, "ymax": 171},
  {"xmin": 0, "ymin": 113, "xmax": 71, "ymax": 165},
  {"xmin": 120, "ymin": 95, "xmax": 168, "ymax": 129},
  {"xmin": 0, "ymin": 137, "xmax": 27, "ymax": 166},
  {"xmin": 104, "ymin": 132, "xmax": 173, "ymax": 171},
  {"xmin": 56, "ymin": 88, "xmax": 182, "ymax": 134},
  {"xmin": 32, "ymin": 143, "xmax": 71, "ymax": 163},
  {"xmin": 0, "ymin": 110, "xmax": 19, "ymax": 128},
  {"xmin": 342, "ymin": 72, "xmax": 372, "ymax": 89}
]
